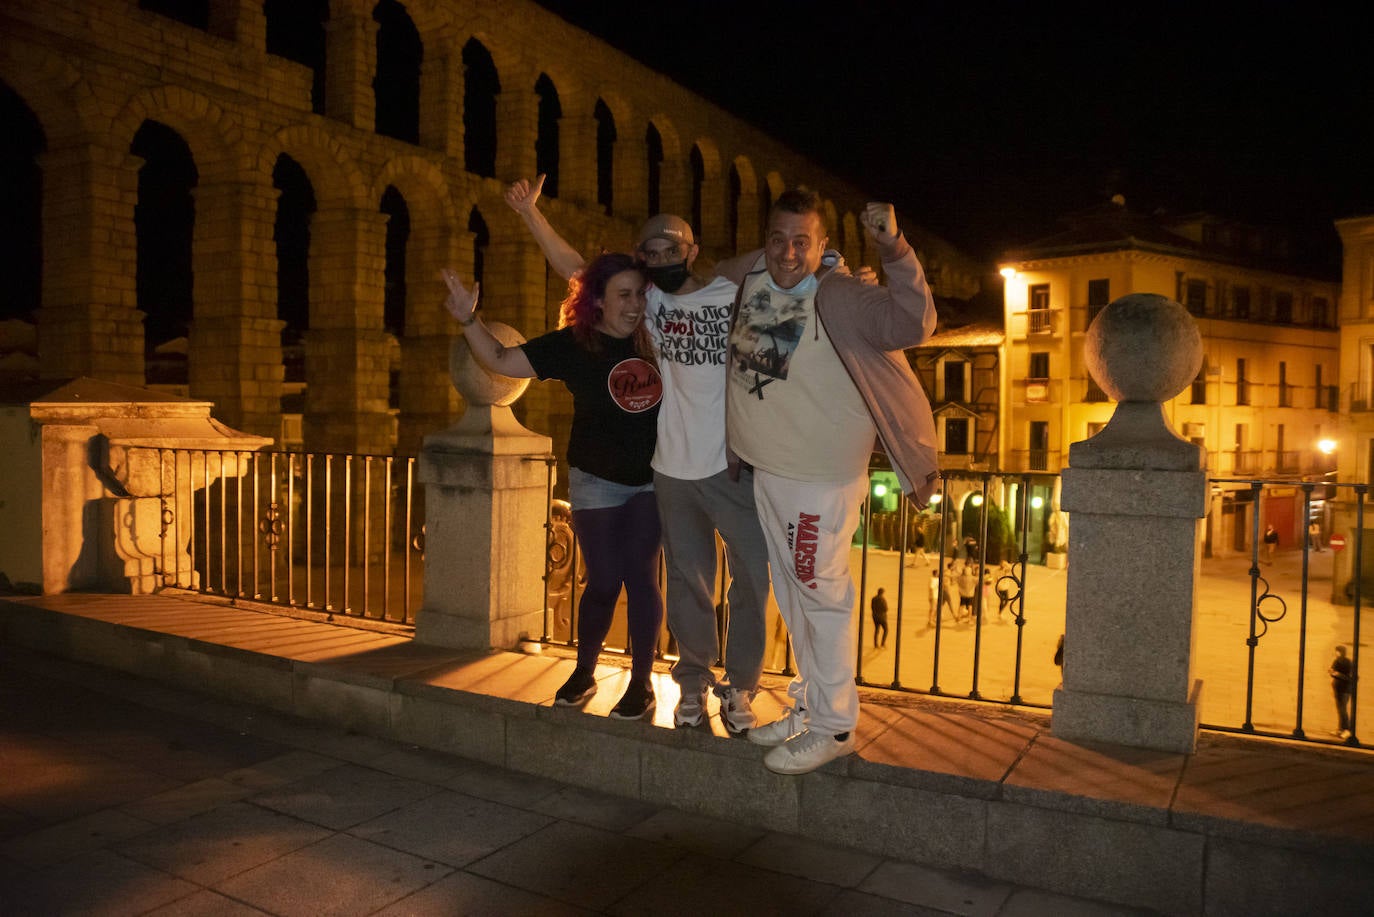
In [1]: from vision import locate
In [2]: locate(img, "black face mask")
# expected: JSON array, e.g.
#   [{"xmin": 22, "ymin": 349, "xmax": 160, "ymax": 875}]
[{"xmin": 645, "ymin": 261, "xmax": 692, "ymax": 293}]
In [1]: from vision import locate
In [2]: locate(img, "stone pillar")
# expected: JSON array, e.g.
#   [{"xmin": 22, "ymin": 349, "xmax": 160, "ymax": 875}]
[
  {"xmin": 495, "ymin": 79, "xmax": 537, "ymax": 182},
  {"xmin": 614, "ymin": 121, "xmax": 647, "ymax": 224},
  {"xmin": 395, "ymin": 217, "xmax": 459, "ymax": 457},
  {"xmin": 418, "ymin": 45, "xmax": 460, "ymax": 155},
  {"xmin": 557, "ymin": 96, "xmax": 597, "ymax": 208},
  {"xmin": 415, "ymin": 322, "xmax": 552, "ymax": 650},
  {"xmin": 324, "ymin": 7, "xmax": 377, "ymax": 132},
  {"xmin": 302, "ymin": 207, "xmax": 392, "ymax": 455},
  {"xmin": 188, "ymin": 177, "xmax": 284, "ymax": 440},
  {"xmin": 34, "ymin": 143, "xmax": 144, "ymax": 385},
  {"xmin": 208, "ymin": 0, "xmax": 266, "ymax": 50},
  {"xmin": 1053, "ymin": 294, "xmax": 1208, "ymax": 754}
]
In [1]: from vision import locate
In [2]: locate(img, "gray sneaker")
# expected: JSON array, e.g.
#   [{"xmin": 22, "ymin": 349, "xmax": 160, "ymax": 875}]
[
  {"xmin": 674, "ymin": 685, "xmax": 709, "ymax": 728},
  {"xmin": 747, "ymin": 706, "xmax": 806, "ymax": 747},
  {"xmin": 717, "ymin": 686, "xmax": 757, "ymax": 734}
]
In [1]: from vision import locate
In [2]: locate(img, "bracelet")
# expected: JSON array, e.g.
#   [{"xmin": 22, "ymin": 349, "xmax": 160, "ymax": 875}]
[{"xmin": 458, "ymin": 314, "xmax": 477, "ymax": 327}]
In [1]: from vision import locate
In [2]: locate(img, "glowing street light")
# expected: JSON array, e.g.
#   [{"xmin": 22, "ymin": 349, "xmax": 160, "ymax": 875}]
[{"xmin": 1318, "ymin": 438, "xmax": 1337, "ymax": 456}]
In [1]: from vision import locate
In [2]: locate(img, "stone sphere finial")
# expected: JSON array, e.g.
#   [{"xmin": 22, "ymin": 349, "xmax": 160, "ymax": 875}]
[
  {"xmin": 449, "ymin": 321, "xmax": 529, "ymax": 407},
  {"xmin": 1085, "ymin": 294, "xmax": 1202, "ymax": 403}
]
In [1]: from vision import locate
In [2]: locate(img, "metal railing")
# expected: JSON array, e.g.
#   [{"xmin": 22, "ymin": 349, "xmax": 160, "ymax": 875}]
[
  {"xmin": 147, "ymin": 446, "xmax": 1365, "ymax": 750},
  {"xmin": 538, "ymin": 464, "xmax": 1368, "ymax": 750},
  {"xmin": 138, "ymin": 447, "xmax": 423, "ymax": 625}
]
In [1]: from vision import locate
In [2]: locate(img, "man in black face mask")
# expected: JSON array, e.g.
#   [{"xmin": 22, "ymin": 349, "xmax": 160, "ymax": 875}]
[{"xmin": 505, "ymin": 175, "xmax": 770, "ymax": 737}]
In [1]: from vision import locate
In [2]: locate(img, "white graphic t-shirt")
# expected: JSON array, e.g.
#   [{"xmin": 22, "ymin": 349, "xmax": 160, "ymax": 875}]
[
  {"xmin": 726, "ymin": 271, "xmax": 876, "ymax": 482},
  {"xmin": 647, "ymin": 276, "xmax": 738, "ymax": 480}
]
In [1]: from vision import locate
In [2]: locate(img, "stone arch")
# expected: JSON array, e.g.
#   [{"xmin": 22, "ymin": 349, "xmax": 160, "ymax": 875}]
[
  {"xmin": 372, "ymin": 155, "xmax": 456, "ymax": 335},
  {"xmin": 111, "ymin": 85, "xmax": 241, "ymax": 184},
  {"xmin": 533, "ymin": 72, "xmax": 562, "ymax": 196},
  {"xmin": 0, "ymin": 43, "xmax": 96, "ymax": 145},
  {"xmin": 645, "ymin": 115, "xmax": 685, "ymax": 219},
  {"xmin": 460, "ymin": 37, "xmax": 500, "ymax": 178},
  {"xmin": 763, "ymin": 171, "xmax": 786, "ymax": 203},
  {"xmin": 593, "ymin": 97, "xmax": 617, "ymax": 214},
  {"xmin": 0, "ymin": 82, "xmax": 46, "ymax": 326},
  {"xmin": 260, "ymin": 124, "xmax": 370, "ymax": 210},
  {"xmin": 372, "ymin": 0, "xmax": 423, "ymax": 144},
  {"xmin": 687, "ymin": 137, "xmax": 723, "ymax": 249},
  {"xmin": 728, "ymin": 154, "xmax": 760, "ymax": 253}
]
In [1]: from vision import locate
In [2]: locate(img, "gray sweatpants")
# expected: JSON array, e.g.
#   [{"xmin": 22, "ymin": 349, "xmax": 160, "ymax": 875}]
[{"xmin": 654, "ymin": 468, "xmax": 771, "ymax": 694}]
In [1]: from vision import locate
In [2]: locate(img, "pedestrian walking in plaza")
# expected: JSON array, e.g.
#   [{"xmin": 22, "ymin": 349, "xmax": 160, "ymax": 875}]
[
  {"xmin": 995, "ymin": 560, "xmax": 1016, "ymax": 619},
  {"xmin": 957, "ymin": 561, "xmax": 979, "ymax": 620},
  {"xmin": 870, "ymin": 588, "xmax": 889, "ymax": 648},
  {"xmin": 1330, "ymin": 644, "xmax": 1353, "ymax": 739},
  {"xmin": 1263, "ymin": 524, "xmax": 1278, "ymax": 564},
  {"xmin": 1309, "ymin": 520, "xmax": 1324, "ymax": 552}
]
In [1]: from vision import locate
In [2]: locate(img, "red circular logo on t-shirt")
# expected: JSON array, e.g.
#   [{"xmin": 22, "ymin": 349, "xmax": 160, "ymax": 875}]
[{"xmin": 607, "ymin": 358, "xmax": 663, "ymax": 413}]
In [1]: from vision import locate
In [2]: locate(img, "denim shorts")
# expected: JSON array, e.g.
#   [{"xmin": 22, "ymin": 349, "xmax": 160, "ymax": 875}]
[{"xmin": 568, "ymin": 466, "xmax": 655, "ymax": 511}]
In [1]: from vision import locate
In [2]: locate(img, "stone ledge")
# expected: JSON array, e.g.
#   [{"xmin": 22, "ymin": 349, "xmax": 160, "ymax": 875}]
[{"xmin": 3, "ymin": 595, "xmax": 1373, "ymax": 916}]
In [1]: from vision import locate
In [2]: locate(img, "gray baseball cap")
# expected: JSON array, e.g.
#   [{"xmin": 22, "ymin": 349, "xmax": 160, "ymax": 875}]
[{"xmin": 637, "ymin": 213, "xmax": 695, "ymax": 248}]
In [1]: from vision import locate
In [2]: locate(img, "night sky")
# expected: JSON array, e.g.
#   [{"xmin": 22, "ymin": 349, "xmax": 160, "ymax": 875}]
[{"xmin": 535, "ymin": 1, "xmax": 1374, "ymax": 277}]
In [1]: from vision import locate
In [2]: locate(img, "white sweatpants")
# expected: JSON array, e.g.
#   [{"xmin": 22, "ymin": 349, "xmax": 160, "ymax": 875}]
[{"xmin": 752, "ymin": 468, "xmax": 867, "ymax": 737}]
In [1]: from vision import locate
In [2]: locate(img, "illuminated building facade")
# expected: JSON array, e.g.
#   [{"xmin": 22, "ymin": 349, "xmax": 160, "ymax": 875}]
[{"xmin": 999, "ymin": 198, "xmax": 1341, "ymax": 555}]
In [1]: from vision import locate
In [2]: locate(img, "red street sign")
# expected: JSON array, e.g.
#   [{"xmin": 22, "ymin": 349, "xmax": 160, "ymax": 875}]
[{"xmin": 1329, "ymin": 533, "xmax": 1346, "ymax": 552}]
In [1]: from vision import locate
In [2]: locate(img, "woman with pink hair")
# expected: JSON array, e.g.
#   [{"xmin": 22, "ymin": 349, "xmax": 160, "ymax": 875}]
[{"xmin": 442, "ymin": 254, "xmax": 664, "ymax": 720}]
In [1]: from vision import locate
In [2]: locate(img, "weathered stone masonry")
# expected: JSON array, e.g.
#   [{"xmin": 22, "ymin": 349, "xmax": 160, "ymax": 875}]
[{"xmin": 1, "ymin": 0, "xmax": 980, "ymax": 465}]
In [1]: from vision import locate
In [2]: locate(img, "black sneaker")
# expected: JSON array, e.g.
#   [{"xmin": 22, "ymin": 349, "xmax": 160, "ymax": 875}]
[
  {"xmin": 608, "ymin": 679, "xmax": 656, "ymax": 720},
  {"xmin": 554, "ymin": 667, "xmax": 597, "ymax": 706}
]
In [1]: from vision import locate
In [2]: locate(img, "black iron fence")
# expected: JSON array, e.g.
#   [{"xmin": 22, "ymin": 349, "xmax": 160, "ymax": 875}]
[
  {"xmin": 137, "ymin": 448, "xmax": 423, "ymax": 625},
  {"xmin": 541, "ymin": 464, "xmax": 1368, "ymax": 750},
  {"xmin": 141, "ymin": 447, "xmax": 1366, "ymax": 750}
]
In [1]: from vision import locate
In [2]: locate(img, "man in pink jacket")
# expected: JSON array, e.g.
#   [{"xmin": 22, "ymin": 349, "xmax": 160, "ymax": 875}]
[{"xmin": 716, "ymin": 187, "xmax": 939, "ymax": 774}]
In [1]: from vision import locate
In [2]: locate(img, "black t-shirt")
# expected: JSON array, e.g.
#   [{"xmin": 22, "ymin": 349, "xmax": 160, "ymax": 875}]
[{"xmin": 521, "ymin": 327, "xmax": 662, "ymax": 486}]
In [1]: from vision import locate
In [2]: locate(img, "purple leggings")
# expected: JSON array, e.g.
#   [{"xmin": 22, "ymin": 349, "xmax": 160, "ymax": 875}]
[{"xmin": 571, "ymin": 491, "xmax": 664, "ymax": 681}]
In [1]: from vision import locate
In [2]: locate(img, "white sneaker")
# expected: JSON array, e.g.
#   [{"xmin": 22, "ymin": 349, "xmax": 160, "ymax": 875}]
[
  {"xmin": 763, "ymin": 729, "xmax": 856, "ymax": 775},
  {"xmin": 674, "ymin": 686, "xmax": 708, "ymax": 727},
  {"xmin": 718, "ymin": 686, "xmax": 758, "ymax": 734},
  {"xmin": 747, "ymin": 706, "xmax": 806, "ymax": 747}
]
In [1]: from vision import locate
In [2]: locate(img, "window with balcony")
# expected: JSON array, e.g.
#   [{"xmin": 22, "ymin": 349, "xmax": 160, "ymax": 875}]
[
  {"xmin": 1312, "ymin": 296, "xmax": 1333, "ymax": 328},
  {"xmin": 1275, "ymin": 291, "xmax": 1293, "ymax": 324},
  {"xmin": 1278, "ymin": 361, "xmax": 1290, "ymax": 407},
  {"xmin": 1087, "ymin": 278, "xmax": 1110, "ymax": 327},
  {"xmin": 1028, "ymin": 284, "xmax": 1052, "ymax": 334},
  {"xmin": 1085, "ymin": 375, "xmax": 1107, "ymax": 402},
  {"xmin": 944, "ymin": 417, "xmax": 969, "ymax": 455},
  {"xmin": 942, "ymin": 359, "xmax": 968, "ymax": 403},
  {"xmin": 1185, "ymin": 279, "xmax": 1207, "ymax": 315},
  {"xmin": 1026, "ymin": 352, "xmax": 1049, "ymax": 402},
  {"xmin": 1028, "ymin": 421, "xmax": 1049, "ymax": 471},
  {"xmin": 1236, "ymin": 358, "xmax": 1249, "ymax": 405},
  {"xmin": 1191, "ymin": 363, "xmax": 1207, "ymax": 404},
  {"xmin": 1233, "ymin": 286, "xmax": 1250, "ymax": 319}
]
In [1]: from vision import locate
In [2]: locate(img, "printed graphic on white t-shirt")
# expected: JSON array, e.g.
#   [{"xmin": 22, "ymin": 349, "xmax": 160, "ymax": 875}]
[
  {"xmin": 646, "ymin": 277, "xmax": 737, "ymax": 480},
  {"xmin": 729, "ymin": 286, "xmax": 808, "ymax": 386}
]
